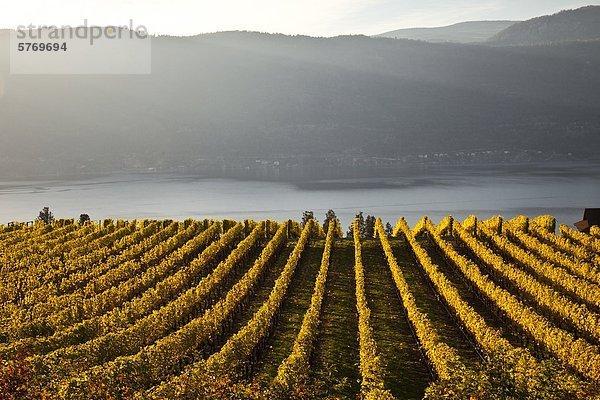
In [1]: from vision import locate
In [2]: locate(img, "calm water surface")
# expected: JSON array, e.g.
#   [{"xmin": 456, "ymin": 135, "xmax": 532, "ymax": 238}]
[{"xmin": 1, "ymin": 163, "xmax": 599, "ymax": 228}]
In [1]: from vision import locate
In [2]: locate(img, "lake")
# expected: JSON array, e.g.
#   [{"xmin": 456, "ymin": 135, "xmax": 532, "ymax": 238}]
[{"xmin": 1, "ymin": 162, "xmax": 599, "ymax": 230}]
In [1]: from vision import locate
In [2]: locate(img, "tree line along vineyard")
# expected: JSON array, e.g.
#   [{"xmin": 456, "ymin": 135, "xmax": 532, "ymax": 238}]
[{"xmin": 0, "ymin": 214, "xmax": 599, "ymax": 399}]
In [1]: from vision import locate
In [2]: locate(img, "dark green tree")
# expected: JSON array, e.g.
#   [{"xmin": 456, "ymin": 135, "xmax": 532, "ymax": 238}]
[
  {"xmin": 364, "ymin": 215, "xmax": 376, "ymax": 238},
  {"xmin": 322, "ymin": 210, "xmax": 339, "ymax": 234},
  {"xmin": 37, "ymin": 207, "xmax": 54, "ymax": 225},
  {"xmin": 347, "ymin": 212, "xmax": 366, "ymax": 238},
  {"xmin": 79, "ymin": 214, "xmax": 91, "ymax": 225},
  {"xmin": 301, "ymin": 211, "xmax": 315, "ymax": 228},
  {"xmin": 385, "ymin": 222, "xmax": 394, "ymax": 236}
]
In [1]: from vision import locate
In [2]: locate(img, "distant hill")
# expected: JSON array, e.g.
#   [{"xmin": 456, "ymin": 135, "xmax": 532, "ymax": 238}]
[
  {"xmin": 376, "ymin": 21, "xmax": 517, "ymax": 43},
  {"xmin": 490, "ymin": 6, "xmax": 600, "ymax": 45},
  {"xmin": 1, "ymin": 31, "xmax": 600, "ymax": 178}
]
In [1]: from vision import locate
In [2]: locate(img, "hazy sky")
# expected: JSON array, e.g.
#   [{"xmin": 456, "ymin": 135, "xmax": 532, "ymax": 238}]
[{"xmin": 1, "ymin": 0, "xmax": 599, "ymax": 36}]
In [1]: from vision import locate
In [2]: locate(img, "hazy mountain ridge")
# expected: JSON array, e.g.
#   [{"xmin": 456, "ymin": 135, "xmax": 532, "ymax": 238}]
[
  {"xmin": 376, "ymin": 21, "xmax": 517, "ymax": 43},
  {"xmin": 1, "ymin": 25, "xmax": 599, "ymax": 178},
  {"xmin": 490, "ymin": 6, "xmax": 600, "ymax": 45}
]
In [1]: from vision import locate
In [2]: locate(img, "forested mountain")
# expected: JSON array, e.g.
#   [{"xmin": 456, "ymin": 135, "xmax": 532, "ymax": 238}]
[
  {"xmin": 376, "ymin": 21, "xmax": 517, "ymax": 43},
  {"xmin": 490, "ymin": 6, "xmax": 600, "ymax": 45},
  {"xmin": 1, "ymin": 25, "xmax": 599, "ymax": 177}
]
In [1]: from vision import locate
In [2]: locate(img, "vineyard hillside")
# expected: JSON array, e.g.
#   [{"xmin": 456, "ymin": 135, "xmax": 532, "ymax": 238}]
[{"xmin": 0, "ymin": 216, "xmax": 599, "ymax": 399}]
